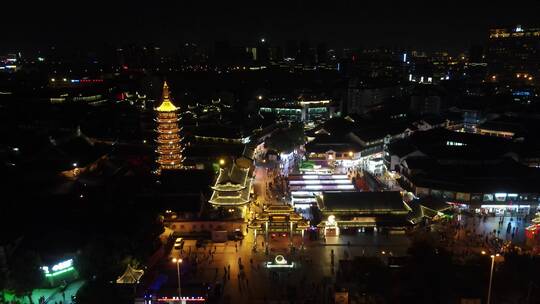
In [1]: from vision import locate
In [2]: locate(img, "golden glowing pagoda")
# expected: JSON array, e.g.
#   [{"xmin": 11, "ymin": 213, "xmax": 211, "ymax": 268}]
[{"xmin": 155, "ymin": 81, "xmax": 184, "ymax": 173}]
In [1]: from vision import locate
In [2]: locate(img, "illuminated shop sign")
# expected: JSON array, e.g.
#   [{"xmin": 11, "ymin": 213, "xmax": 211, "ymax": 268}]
[{"xmin": 41, "ymin": 259, "xmax": 74, "ymax": 277}]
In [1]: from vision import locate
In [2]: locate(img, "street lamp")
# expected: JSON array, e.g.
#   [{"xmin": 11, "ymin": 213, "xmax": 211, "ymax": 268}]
[
  {"xmin": 172, "ymin": 258, "xmax": 182, "ymax": 300},
  {"xmin": 219, "ymin": 158, "xmax": 225, "ymax": 166},
  {"xmin": 487, "ymin": 254, "xmax": 500, "ymax": 304}
]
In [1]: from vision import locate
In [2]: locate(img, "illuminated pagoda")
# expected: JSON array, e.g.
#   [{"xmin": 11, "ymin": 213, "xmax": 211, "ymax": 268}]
[{"xmin": 155, "ymin": 81, "xmax": 184, "ymax": 174}]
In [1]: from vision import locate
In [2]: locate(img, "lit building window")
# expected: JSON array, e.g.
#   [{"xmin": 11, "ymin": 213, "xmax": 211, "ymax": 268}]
[{"xmin": 446, "ymin": 141, "xmax": 467, "ymax": 146}]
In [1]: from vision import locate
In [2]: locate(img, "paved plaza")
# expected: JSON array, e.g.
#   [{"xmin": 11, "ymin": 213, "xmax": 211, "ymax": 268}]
[{"xmin": 167, "ymin": 229, "xmax": 412, "ymax": 303}]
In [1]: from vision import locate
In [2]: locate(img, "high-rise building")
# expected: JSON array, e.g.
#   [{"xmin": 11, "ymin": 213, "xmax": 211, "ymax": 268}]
[
  {"xmin": 257, "ymin": 39, "xmax": 270, "ymax": 64},
  {"xmin": 297, "ymin": 40, "xmax": 313, "ymax": 65},
  {"xmin": 214, "ymin": 40, "xmax": 232, "ymax": 66},
  {"xmin": 285, "ymin": 40, "xmax": 298, "ymax": 59},
  {"xmin": 316, "ymin": 43, "xmax": 328, "ymax": 64},
  {"xmin": 487, "ymin": 25, "xmax": 540, "ymax": 83},
  {"xmin": 155, "ymin": 81, "xmax": 184, "ymax": 173}
]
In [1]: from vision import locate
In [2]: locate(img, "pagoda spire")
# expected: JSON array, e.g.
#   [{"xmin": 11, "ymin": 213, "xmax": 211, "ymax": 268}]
[
  {"xmin": 162, "ymin": 81, "xmax": 170, "ymax": 100},
  {"xmin": 156, "ymin": 80, "xmax": 178, "ymax": 112}
]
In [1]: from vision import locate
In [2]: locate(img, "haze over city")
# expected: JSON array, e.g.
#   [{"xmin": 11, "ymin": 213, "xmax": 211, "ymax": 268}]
[{"xmin": 1, "ymin": 2, "xmax": 540, "ymax": 304}]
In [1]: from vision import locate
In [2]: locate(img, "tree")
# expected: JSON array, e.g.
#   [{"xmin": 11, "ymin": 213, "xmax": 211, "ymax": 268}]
[
  {"xmin": 265, "ymin": 123, "xmax": 305, "ymax": 153},
  {"xmin": 76, "ymin": 280, "xmax": 132, "ymax": 304},
  {"xmin": 400, "ymin": 233, "xmax": 455, "ymax": 304},
  {"xmin": 0, "ymin": 268, "xmax": 7, "ymax": 303},
  {"xmin": 75, "ymin": 204, "xmax": 163, "ymax": 283},
  {"xmin": 9, "ymin": 251, "xmax": 44, "ymax": 304}
]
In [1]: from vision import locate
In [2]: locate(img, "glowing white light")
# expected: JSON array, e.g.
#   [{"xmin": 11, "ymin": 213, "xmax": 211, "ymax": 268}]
[
  {"xmin": 275, "ymin": 255, "xmax": 287, "ymax": 265},
  {"xmin": 327, "ymin": 215, "xmax": 336, "ymax": 225},
  {"xmin": 266, "ymin": 263, "xmax": 294, "ymax": 268},
  {"xmin": 289, "ymin": 179, "xmax": 351, "ymax": 185},
  {"xmin": 51, "ymin": 259, "xmax": 73, "ymax": 272},
  {"xmin": 291, "ymin": 191, "xmax": 321, "ymax": 196},
  {"xmin": 291, "ymin": 198, "xmax": 317, "ymax": 204},
  {"xmin": 291, "ymin": 191, "xmax": 312, "ymax": 196},
  {"xmin": 481, "ymin": 204, "xmax": 529, "ymax": 209}
]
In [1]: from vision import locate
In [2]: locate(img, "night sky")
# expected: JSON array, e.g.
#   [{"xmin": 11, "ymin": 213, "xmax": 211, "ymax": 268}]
[{"xmin": 4, "ymin": 1, "xmax": 540, "ymax": 51}]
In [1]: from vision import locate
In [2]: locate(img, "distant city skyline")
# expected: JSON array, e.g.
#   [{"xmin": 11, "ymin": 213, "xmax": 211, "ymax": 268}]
[{"xmin": 2, "ymin": 1, "xmax": 540, "ymax": 52}]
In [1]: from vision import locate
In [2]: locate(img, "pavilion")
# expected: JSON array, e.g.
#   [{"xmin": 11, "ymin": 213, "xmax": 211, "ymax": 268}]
[{"xmin": 209, "ymin": 156, "xmax": 253, "ymax": 207}]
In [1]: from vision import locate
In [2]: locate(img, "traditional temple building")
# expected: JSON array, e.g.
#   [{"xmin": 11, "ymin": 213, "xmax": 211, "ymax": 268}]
[
  {"xmin": 155, "ymin": 81, "xmax": 184, "ymax": 173},
  {"xmin": 316, "ymin": 191, "xmax": 412, "ymax": 234},
  {"xmin": 208, "ymin": 157, "xmax": 252, "ymax": 207}
]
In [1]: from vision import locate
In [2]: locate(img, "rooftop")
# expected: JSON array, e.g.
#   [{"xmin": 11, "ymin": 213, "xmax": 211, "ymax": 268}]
[
  {"xmin": 305, "ymin": 134, "xmax": 363, "ymax": 153},
  {"xmin": 391, "ymin": 128, "xmax": 517, "ymax": 162},
  {"xmin": 155, "ymin": 81, "xmax": 179, "ymax": 112},
  {"xmin": 209, "ymin": 159, "xmax": 253, "ymax": 206},
  {"xmin": 406, "ymin": 158, "xmax": 540, "ymax": 193},
  {"xmin": 318, "ymin": 191, "xmax": 409, "ymax": 214}
]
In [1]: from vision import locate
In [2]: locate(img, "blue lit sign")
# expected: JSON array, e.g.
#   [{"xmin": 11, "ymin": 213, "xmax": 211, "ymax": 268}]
[{"xmin": 512, "ymin": 91, "xmax": 531, "ymax": 96}]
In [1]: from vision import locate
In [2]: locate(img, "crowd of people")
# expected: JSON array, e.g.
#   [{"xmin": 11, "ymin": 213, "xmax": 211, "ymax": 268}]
[{"xmin": 435, "ymin": 210, "xmax": 535, "ymax": 257}]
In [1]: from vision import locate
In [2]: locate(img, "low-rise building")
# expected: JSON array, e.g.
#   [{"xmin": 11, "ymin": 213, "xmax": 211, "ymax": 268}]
[
  {"xmin": 316, "ymin": 191, "xmax": 412, "ymax": 233},
  {"xmin": 386, "ymin": 128, "xmax": 540, "ymax": 212}
]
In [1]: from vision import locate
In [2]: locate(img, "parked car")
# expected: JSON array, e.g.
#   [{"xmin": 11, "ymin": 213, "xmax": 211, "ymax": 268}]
[{"xmin": 174, "ymin": 237, "xmax": 184, "ymax": 249}]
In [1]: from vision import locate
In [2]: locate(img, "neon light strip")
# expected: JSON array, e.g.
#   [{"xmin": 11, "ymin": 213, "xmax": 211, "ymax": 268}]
[
  {"xmin": 300, "ymin": 175, "xmax": 322, "ymax": 179},
  {"xmin": 291, "ymin": 191, "xmax": 321, "ymax": 197},
  {"xmin": 266, "ymin": 262, "xmax": 295, "ymax": 268},
  {"xmin": 301, "ymin": 171, "xmax": 332, "ymax": 175},
  {"xmin": 291, "ymin": 195, "xmax": 315, "ymax": 199},
  {"xmin": 290, "ymin": 191, "xmax": 313, "ymax": 196},
  {"xmin": 481, "ymin": 205, "xmax": 530, "ymax": 208},
  {"xmin": 290, "ymin": 185, "xmax": 354, "ymax": 191},
  {"xmin": 156, "ymin": 297, "xmax": 206, "ymax": 302},
  {"xmin": 297, "ymin": 175, "xmax": 348, "ymax": 180},
  {"xmin": 45, "ymin": 267, "xmax": 74, "ymax": 277},
  {"xmin": 292, "ymin": 199, "xmax": 317, "ymax": 204},
  {"xmin": 293, "ymin": 205, "xmax": 313, "ymax": 209},
  {"xmin": 289, "ymin": 180, "xmax": 351, "ymax": 185}
]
